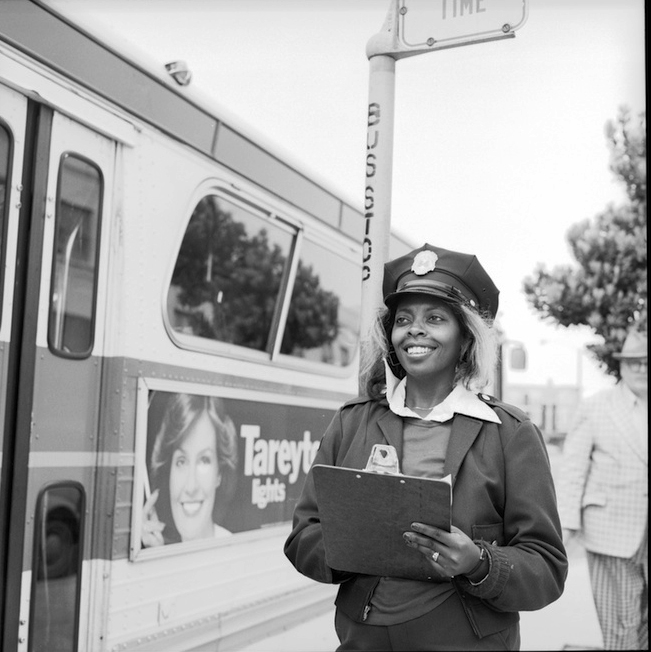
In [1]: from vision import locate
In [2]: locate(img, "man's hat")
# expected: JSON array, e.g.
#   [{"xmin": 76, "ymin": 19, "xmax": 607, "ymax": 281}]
[
  {"xmin": 383, "ymin": 243, "xmax": 499, "ymax": 319},
  {"xmin": 613, "ymin": 330, "xmax": 648, "ymax": 360}
]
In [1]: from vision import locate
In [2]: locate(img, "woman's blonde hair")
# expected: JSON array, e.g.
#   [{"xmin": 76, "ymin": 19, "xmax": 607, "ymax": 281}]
[{"xmin": 359, "ymin": 298, "xmax": 499, "ymax": 399}]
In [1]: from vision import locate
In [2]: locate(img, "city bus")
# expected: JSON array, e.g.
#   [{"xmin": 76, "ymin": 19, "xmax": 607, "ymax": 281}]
[{"xmin": 0, "ymin": 1, "xmax": 413, "ymax": 649}]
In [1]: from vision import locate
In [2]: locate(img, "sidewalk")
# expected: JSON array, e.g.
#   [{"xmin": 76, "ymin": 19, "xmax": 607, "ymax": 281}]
[
  {"xmin": 517, "ymin": 444, "xmax": 603, "ymax": 650},
  {"xmin": 519, "ymin": 540, "xmax": 603, "ymax": 650}
]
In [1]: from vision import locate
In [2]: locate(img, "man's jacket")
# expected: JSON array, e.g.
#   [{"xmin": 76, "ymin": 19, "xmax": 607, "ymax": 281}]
[{"xmin": 558, "ymin": 384, "xmax": 648, "ymax": 557}]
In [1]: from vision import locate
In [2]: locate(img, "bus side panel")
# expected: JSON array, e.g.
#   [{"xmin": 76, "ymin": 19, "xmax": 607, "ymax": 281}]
[
  {"xmin": 30, "ymin": 353, "xmax": 102, "ymax": 454},
  {"xmin": 78, "ymin": 119, "xmax": 351, "ymax": 649},
  {"xmin": 3, "ymin": 10, "xmax": 374, "ymax": 648},
  {"xmin": 106, "ymin": 536, "xmax": 337, "ymax": 652},
  {"xmin": 70, "ymin": 343, "xmax": 341, "ymax": 650}
]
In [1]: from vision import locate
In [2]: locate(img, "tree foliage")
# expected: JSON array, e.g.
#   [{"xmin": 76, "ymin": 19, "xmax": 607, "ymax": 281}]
[{"xmin": 523, "ymin": 107, "xmax": 646, "ymax": 377}]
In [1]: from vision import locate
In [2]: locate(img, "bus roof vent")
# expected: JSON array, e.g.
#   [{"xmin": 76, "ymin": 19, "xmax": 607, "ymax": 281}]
[{"xmin": 164, "ymin": 60, "xmax": 192, "ymax": 87}]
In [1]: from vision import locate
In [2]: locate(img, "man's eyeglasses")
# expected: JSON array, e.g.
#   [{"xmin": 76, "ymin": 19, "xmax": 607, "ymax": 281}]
[{"xmin": 622, "ymin": 358, "xmax": 648, "ymax": 372}]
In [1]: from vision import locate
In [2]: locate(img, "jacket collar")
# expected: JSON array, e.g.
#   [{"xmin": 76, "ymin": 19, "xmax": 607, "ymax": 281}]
[{"xmin": 384, "ymin": 361, "xmax": 501, "ymax": 423}]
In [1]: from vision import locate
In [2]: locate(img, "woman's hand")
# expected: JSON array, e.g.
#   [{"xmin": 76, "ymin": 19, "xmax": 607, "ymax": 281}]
[
  {"xmin": 142, "ymin": 489, "xmax": 165, "ymax": 548},
  {"xmin": 403, "ymin": 523, "xmax": 482, "ymax": 578}
]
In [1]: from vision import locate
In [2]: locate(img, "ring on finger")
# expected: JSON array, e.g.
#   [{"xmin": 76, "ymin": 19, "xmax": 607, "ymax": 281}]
[{"xmin": 431, "ymin": 551, "xmax": 440, "ymax": 563}]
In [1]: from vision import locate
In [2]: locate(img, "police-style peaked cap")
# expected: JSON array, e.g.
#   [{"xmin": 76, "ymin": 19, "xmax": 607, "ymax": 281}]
[{"xmin": 383, "ymin": 243, "xmax": 499, "ymax": 319}]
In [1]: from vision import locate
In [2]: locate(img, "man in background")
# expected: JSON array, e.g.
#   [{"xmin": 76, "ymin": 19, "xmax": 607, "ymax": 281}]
[{"xmin": 558, "ymin": 329, "xmax": 648, "ymax": 650}]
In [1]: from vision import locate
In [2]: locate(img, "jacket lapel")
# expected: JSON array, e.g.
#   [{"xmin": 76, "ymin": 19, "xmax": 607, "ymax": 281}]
[
  {"xmin": 443, "ymin": 414, "xmax": 484, "ymax": 485},
  {"xmin": 608, "ymin": 387, "xmax": 648, "ymax": 465},
  {"xmin": 377, "ymin": 409, "xmax": 405, "ymax": 461}
]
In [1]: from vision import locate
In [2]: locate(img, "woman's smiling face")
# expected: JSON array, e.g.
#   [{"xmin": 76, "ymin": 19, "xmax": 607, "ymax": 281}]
[
  {"xmin": 169, "ymin": 412, "xmax": 221, "ymax": 541},
  {"xmin": 391, "ymin": 295, "xmax": 465, "ymax": 385}
]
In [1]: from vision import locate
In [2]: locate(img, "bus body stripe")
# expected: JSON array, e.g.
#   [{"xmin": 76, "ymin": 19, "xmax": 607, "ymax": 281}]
[{"xmin": 28, "ymin": 452, "xmax": 132, "ymax": 468}]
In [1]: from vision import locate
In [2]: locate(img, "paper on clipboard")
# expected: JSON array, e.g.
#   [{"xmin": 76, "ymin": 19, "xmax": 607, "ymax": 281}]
[{"xmin": 313, "ymin": 464, "xmax": 452, "ymax": 581}]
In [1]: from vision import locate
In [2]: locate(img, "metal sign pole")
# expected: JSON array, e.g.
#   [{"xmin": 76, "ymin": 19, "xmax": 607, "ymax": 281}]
[{"xmin": 359, "ymin": 52, "xmax": 396, "ymax": 392}]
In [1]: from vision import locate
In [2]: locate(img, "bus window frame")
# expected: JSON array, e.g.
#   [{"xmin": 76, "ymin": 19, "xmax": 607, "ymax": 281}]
[
  {"xmin": 47, "ymin": 151, "xmax": 104, "ymax": 360},
  {"xmin": 28, "ymin": 480, "xmax": 86, "ymax": 652},
  {"xmin": 276, "ymin": 232, "xmax": 362, "ymax": 370},
  {"xmin": 162, "ymin": 183, "xmax": 360, "ymax": 377},
  {"xmin": 0, "ymin": 118, "xmax": 14, "ymax": 329}
]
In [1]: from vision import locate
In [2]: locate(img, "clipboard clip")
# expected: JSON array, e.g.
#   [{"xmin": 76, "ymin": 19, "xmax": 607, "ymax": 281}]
[{"xmin": 364, "ymin": 444, "xmax": 401, "ymax": 475}]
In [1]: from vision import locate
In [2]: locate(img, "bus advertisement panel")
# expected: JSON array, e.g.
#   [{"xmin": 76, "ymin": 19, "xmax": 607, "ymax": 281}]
[{"xmin": 133, "ymin": 385, "xmax": 332, "ymax": 558}]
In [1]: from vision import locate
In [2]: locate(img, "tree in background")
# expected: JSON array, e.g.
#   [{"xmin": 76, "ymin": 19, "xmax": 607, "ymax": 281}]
[{"xmin": 523, "ymin": 107, "xmax": 646, "ymax": 378}]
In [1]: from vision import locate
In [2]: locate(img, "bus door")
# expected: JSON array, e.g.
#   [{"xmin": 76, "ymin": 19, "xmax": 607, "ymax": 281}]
[{"xmin": 1, "ymin": 84, "xmax": 116, "ymax": 652}]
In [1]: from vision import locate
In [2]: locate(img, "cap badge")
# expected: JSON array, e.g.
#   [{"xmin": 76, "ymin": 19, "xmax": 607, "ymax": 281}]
[{"xmin": 411, "ymin": 250, "xmax": 438, "ymax": 276}]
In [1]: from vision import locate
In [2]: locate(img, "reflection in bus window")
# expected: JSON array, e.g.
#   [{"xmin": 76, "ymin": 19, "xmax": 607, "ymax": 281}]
[
  {"xmin": 281, "ymin": 239, "xmax": 360, "ymax": 367},
  {"xmin": 168, "ymin": 195, "xmax": 295, "ymax": 352},
  {"xmin": 0, "ymin": 123, "xmax": 11, "ymax": 323},
  {"xmin": 29, "ymin": 483, "xmax": 85, "ymax": 652},
  {"xmin": 48, "ymin": 154, "xmax": 102, "ymax": 357}
]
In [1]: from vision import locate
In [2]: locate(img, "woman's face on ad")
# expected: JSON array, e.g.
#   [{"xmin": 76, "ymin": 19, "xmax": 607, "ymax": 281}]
[{"xmin": 169, "ymin": 412, "xmax": 221, "ymax": 541}]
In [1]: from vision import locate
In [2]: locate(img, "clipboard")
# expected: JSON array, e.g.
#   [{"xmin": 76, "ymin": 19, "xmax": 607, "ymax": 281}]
[{"xmin": 313, "ymin": 464, "xmax": 452, "ymax": 581}]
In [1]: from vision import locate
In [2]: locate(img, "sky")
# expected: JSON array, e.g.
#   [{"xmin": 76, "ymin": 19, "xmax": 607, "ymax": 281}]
[{"xmin": 48, "ymin": 0, "xmax": 645, "ymax": 396}]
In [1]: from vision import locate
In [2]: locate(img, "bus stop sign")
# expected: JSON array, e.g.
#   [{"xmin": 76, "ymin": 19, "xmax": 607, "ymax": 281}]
[
  {"xmin": 360, "ymin": 0, "xmax": 528, "ymax": 372},
  {"xmin": 399, "ymin": 0, "xmax": 527, "ymax": 50}
]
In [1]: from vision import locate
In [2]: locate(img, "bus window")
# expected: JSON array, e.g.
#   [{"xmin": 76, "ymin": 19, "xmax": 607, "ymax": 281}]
[
  {"xmin": 29, "ymin": 482, "xmax": 85, "ymax": 652},
  {"xmin": 167, "ymin": 194, "xmax": 294, "ymax": 352},
  {"xmin": 281, "ymin": 239, "xmax": 360, "ymax": 366},
  {"xmin": 0, "ymin": 122, "xmax": 11, "ymax": 325},
  {"xmin": 48, "ymin": 153, "xmax": 103, "ymax": 358}
]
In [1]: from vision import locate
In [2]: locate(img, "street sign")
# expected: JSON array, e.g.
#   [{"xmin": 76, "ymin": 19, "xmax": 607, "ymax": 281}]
[{"xmin": 399, "ymin": 0, "xmax": 527, "ymax": 50}]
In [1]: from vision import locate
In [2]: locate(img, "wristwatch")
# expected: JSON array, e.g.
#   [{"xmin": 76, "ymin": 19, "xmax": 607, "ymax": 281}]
[{"xmin": 468, "ymin": 544, "xmax": 490, "ymax": 586}]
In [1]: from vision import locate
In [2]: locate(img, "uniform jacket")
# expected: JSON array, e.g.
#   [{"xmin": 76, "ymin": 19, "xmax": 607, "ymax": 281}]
[
  {"xmin": 557, "ymin": 384, "xmax": 648, "ymax": 558},
  {"xmin": 284, "ymin": 394, "xmax": 567, "ymax": 639}
]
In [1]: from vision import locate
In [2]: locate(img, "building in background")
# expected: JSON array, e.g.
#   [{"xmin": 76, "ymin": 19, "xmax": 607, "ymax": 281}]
[
  {"xmin": 496, "ymin": 334, "xmax": 617, "ymax": 447},
  {"xmin": 503, "ymin": 382, "xmax": 580, "ymax": 446}
]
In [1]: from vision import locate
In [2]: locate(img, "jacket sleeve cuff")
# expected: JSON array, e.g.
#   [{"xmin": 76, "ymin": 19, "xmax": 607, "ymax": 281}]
[{"xmin": 455, "ymin": 541, "xmax": 510, "ymax": 598}]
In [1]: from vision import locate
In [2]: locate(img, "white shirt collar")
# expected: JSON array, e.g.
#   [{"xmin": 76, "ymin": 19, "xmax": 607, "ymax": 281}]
[
  {"xmin": 619, "ymin": 381, "xmax": 647, "ymax": 408},
  {"xmin": 384, "ymin": 360, "xmax": 501, "ymax": 423}
]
